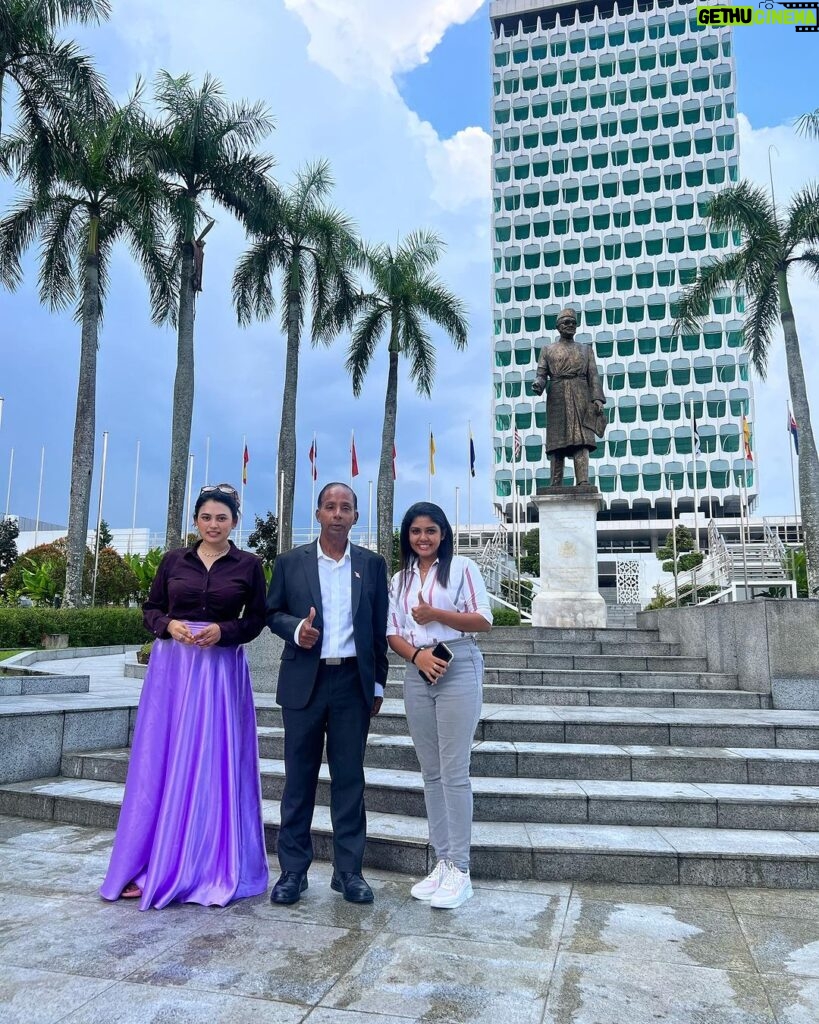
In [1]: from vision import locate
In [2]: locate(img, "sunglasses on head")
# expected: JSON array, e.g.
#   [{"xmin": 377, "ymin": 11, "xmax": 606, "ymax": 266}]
[{"xmin": 199, "ymin": 483, "xmax": 239, "ymax": 500}]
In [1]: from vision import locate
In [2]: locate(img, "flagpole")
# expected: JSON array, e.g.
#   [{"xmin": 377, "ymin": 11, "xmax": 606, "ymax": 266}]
[
  {"xmin": 129, "ymin": 439, "xmax": 140, "ymax": 554},
  {"xmin": 34, "ymin": 445, "xmax": 45, "ymax": 547},
  {"xmin": 204, "ymin": 436, "xmax": 211, "ymax": 487},
  {"xmin": 350, "ymin": 430, "xmax": 355, "ymax": 488},
  {"xmin": 689, "ymin": 404, "xmax": 701, "ymax": 552},
  {"xmin": 467, "ymin": 421, "xmax": 473, "ymax": 553},
  {"xmin": 368, "ymin": 479, "xmax": 373, "ymax": 549},
  {"xmin": 91, "ymin": 431, "xmax": 109, "ymax": 606},
  {"xmin": 310, "ymin": 432, "xmax": 317, "ymax": 541},
  {"xmin": 787, "ymin": 402, "xmax": 799, "ymax": 546},
  {"xmin": 428, "ymin": 424, "xmax": 432, "ymax": 502},
  {"xmin": 455, "ymin": 485, "xmax": 460, "ymax": 555},
  {"xmin": 183, "ymin": 454, "xmax": 195, "ymax": 546},
  {"xmin": 4, "ymin": 448, "xmax": 13, "ymax": 518},
  {"xmin": 670, "ymin": 479, "xmax": 679, "ymax": 607},
  {"xmin": 739, "ymin": 462, "xmax": 750, "ymax": 598},
  {"xmin": 278, "ymin": 470, "xmax": 285, "ymax": 553},
  {"xmin": 239, "ymin": 435, "xmax": 246, "ymax": 549}
]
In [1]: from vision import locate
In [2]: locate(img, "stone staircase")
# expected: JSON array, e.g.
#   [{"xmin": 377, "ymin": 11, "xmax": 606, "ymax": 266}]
[{"xmin": 3, "ymin": 625, "xmax": 819, "ymax": 887}]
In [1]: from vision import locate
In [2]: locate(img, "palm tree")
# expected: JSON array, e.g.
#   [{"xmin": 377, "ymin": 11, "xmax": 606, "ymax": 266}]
[
  {"xmin": 232, "ymin": 159, "xmax": 359, "ymax": 552},
  {"xmin": 0, "ymin": 0, "xmax": 110, "ymax": 141},
  {"xmin": 344, "ymin": 230, "xmax": 468, "ymax": 567},
  {"xmin": 0, "ymin": 89, "xmax": 172, "ymax": 605},
  {"xmin": 147, "ymin": 71, "xmax": 275, "ymax": 550},
  {"xmin": 672, "ymin": 181, "xmax": 819, "ymax": 596},
  {"xmin": 796, "ymin": 109, "xmax": 819, "ymax": 140}
]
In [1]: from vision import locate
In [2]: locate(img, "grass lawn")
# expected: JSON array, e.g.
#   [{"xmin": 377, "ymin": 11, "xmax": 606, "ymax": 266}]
[{"xmin": 0, "ymin": 650, "xmax": 30, "ymax": 660}]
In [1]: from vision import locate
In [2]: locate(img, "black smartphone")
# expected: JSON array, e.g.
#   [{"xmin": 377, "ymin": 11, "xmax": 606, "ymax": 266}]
[{"xmin": 418, "ymin": 642, "xmax": 454, "ymax": 684}]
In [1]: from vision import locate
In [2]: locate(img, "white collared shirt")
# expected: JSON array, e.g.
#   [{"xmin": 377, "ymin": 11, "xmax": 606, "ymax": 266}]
[{"xmin": 387, "ymin": 555, "xmax": 493, "ymax": 648}]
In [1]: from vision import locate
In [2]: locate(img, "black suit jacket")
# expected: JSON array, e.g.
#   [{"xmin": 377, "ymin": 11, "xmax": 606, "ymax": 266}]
[{"xmin": 265, "ymin": 540, "xmax": 389, "ymax": 710}]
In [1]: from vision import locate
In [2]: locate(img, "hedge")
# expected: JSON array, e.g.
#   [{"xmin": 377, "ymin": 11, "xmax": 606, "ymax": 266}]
[
  {"xmin": 492, "ymin": 608, "xmax": 522, "ymax": 626},
  {"xmin": 0, "ymin": 608, "xmax": 151, "ymax": 648}
]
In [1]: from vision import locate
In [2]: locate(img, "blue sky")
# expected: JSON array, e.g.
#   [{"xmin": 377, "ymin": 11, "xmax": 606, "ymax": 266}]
[{"xmin": 1, "ymin": 0, "xmax": 818, "ymax": 540}]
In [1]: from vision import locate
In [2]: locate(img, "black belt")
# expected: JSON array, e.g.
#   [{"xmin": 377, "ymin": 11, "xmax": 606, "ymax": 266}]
[{"xmin": 319, "ymin": 656, "xmax": 357, "ymax": 666}]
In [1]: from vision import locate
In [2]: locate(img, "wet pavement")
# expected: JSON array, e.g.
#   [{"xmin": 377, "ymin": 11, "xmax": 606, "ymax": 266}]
[{"xmin": 1, "ymin": 815, "xmax": 818, "ymax": 1023}]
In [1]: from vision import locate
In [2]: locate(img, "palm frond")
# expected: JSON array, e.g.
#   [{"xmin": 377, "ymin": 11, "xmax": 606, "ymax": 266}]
[
  {"xmin": 414, "ymin": 276, "xmax": 468, "ymax": 348},
  {"xmin": 795, "ymin": 108, "xmax": 819, "ymax": 141},
  {"xmin": 672, "ymin": 249, "xmax": 764, "ymax": 336},
  {"xmin": 38, "ymin": 193, "xmax": 83, "ymax": 309},
  {"xmin": 742, "ymin": 275, "xmax": 780, "ymax": 379},
  {"xmin": 232, "ymin": 236, "xmax": 279, "ymax": 325},
  {"xmin": 705, "ymin": 181, "xmax": 776, "ymax": 238},
  {"xmin": 794, "ymin": 248, "xmax": 819, "ymax": 287},
  {"xmin": 784, "ymin": 182, "xmax": 819, "ymax": 252},
  {"xmin": 345, "ymin": 302, "xmax": 388, "ymax": 396},
  {"xmin": 402, "ymin": 312, "xmax": 435, "ymax": 396}
]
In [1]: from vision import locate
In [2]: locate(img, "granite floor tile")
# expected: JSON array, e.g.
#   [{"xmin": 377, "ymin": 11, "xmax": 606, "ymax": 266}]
[
  {"xmin": 128, "ymin": 915, "xmax": 372, "ymax": 1006},
  {"xmin": 737, "ymin": 915, "xmax": 819, "ymax": 979},
  {"xmin": 561, "ymin": 896, "xmax": 756, "ymax": 971},
  {"xmin": 0, "ymin": 893, "xmax": 221, "ymax": 980},
  {"xmin": 58, "ymin": 980, "xmax": 309, "ymax": 1023},
  {"xmin": 760, "ymin": 973, "xmax": 819, "ymax": 1024},
  {"xmin": 0, "ymin": 814, "xmax": 53, "ymax": 842},
  {"xmin": 728, "ymin": 888, "xmax": 819, "ymax": 922},
  {"xmin": 320, "ymin": 932, "xmax": 549, "ymax": 1024},
  {"xmin": 0, "ymin": 846, "xmax": 111, "ymax": 897},
  {"xmin": 0, "ymin": 964, "xmax": 114, "ymax": 1024},
  {"xmin": 303, "ymin": 1011, "xmax": 419, "ymax": 1024},
  {"xmin": 572, "ymin": 881, "xmax": 733, "ymax": 912},
  {"xmin": 1, "ymin": 821, "xmax": 110, "ymax": 853},
  {"xmin": 543, "ymin": 952, "xmax": 777, "ymax": 1024}
]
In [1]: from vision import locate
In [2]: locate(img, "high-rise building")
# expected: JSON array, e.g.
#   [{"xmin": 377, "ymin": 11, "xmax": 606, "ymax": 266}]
[{"xmin": 490, "ymin": 0, "xmax": 757, "ymax": 561}]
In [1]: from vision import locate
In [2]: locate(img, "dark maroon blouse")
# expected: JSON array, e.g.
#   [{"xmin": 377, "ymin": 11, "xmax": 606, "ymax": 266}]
[{"xmin": 143, "ymin": 542, "xmax": 267, "ymax": 647}]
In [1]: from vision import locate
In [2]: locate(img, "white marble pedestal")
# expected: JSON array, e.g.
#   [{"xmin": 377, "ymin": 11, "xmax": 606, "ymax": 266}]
[{"xmin": 530, "ymin": 486, "xmax": 607, "ymax": 628}]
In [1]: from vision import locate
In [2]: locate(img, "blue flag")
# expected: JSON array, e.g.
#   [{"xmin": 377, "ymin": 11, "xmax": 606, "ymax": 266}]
[
  {"xmin": 469, "ymin": 435, "xmax": 476, "ymax": 477},
  {"xmin": 789, "ymin": 411, "xmax": 800, "ymax": 456}
]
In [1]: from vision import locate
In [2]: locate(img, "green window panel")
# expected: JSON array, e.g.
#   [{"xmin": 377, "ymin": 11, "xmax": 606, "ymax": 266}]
[
  {"xmin": 504, "ymin": 253, "xmax": 521, "ymax": 271},
  {"xmin": 571, "ymin": 153, "xmax": 589, "ymax": 172},
  {"xmin": 514, "ymin": 282, "xmax": 531, "ymax": 300},
  {"xmin": 704, "ymin": 100, "xmax": 722, "ymax": 121},
  {"xmin": 521, "ymin": 72, "xmax": 538, "ymax": 90},
  {"xmin": 716, "ymin": 361, "xmax": 736, "ymax": 383},
  {"xmin": 687, "ymin": 468, "xmax": 707, "ymax": 489},
  {"xmin": 634, "ymin": 201, "xmax": 651, "ymax": 224},
  {"xmin": 552, "ymin": 215, "xmax": 569, "ymax": 236},
  {"xmin": 513, "ymin": 103, "xmax": 529, "ymax": 122},
  {"xmin": 561, "ymin": 123, "xmax": 578, "ymax": 143},
  {"xmin": 496, "ymin": 224, "xmax": 512, "ymax": 242},
  {"xmin": 493, "ymin": 196, "xmax": 501, "ymax": 212},
  {"xmin": 525, "ymin": 441, "xmax": 543, "ymax": 461},
  {"xmin": 609, "ymin": 28, "xmax": 626, "ymax": 46},
  {"xmin": 681, "ymin": 333, "xmax": 700, "ymax": 351},
  {"xmin": 505, "ymin": 316, "xmax": 522, "ymax": 333},
  {"xmin": 542, "ymin": 184, "xmax": 559, "ymax": 205},
  {"xmin": 582, "ymin": 181, "xmax": 600, "ymax": 200},
  {"xmin": 493, "ymin": 82, "xmax": 501, "ymax": 97},
  {"xmin": 620, "ymin": 469, "xmax": 640, "ymax": 492},
  {"xmin": 642, "ymin": 110, "xmax": 659, "ymax": 130},
  {"xmin": 514, "ymin": 222, "xmax": 530, "ymax": 240},
  {"xmin": 632, "ymin": 143, "xmax": 649, "ymax": 163},
  {"xmin": 580, "ymin": 62, "xmax": 596, "ymax": 81},
  {"xmin": 560, "ymin": 67, "xmax": 577, "ymax": 85},
  {"xmin": 581, "ymin": 123, "xmax": 598, "ymax": 142},
  {"xmin": 721, "ymin": 431, "xmax": 740, "ymax": 453},
  {"xmin": 504, "ymin": 136, "xmax": 521, "ymax": 153},
  {"xmin": 614, "ymin": 209, "xmax": 632, "ymax": 229},
  {"xmin": 619, "ymin": 400, "xmax": 638, "ymax": 423},
  {"xmin": 604, "ymin": 240, "xmax": 622, "ymax": 260},
  {"xmin": 553, "ymin": 279, "xmax": 571, "ymax": 297},
  {"xmin": 662, "ymin": 107, "xmax": 680, "ymax": 128},
  {"xmin": 648, "ymin": 21, "xmax": 665, "ymax": 40},
  {"xmin": 523, "ymin": 250, "xmax": 540, "ymax": 269},
  {"xmin": 659, "ymin": 333, "xmax": 677, "ymax": 353},
  {"xmin": 616, "ymin": 269, "xmax": 634, "ymax": 290},
  {"xmin": 495, "ymin": 411, "xmax": 512, "ymax": 429},
  {"xmin": 631, "ymin": 435, "xmax": 650, "ymax": 456},
  {"xmin": 495, "ymin": 285, "xmax": 512, "ymax": 303},
  {"xmin": 572, "ymin": 212, "xmax": 590, "ymax": 232},
  {"xmin": 636, "ymin": 268, "xmax": 654, "ymax": 289},
  {"xmin": 584, "ymin": 241, "xmax": 602, "ymax": 261},
  {"xmin": 495, "ymin": 108, "xmax": 511, "ymax": 125},
  {"xmin": 570, "ymin": 94, "xmax": 587, "ymax": 113},
  {"xmin": 623, "ymin": 239, "xmax": 640, "ymax": 259},
  {"xmin": 524, "ymin": 378, "xmax": 538, "ymax": 397},
  {"xmin": 639, "ymin": 334, "xmax": 658, "ymax": 357},
  {"xmin": 522, "ymin": 189, "xmax": 539, "ymax": 211},
  {"xmin": 621, "ymin": 113, "xmax": 638, "ymax": 134},
  {"xmin": 513, "ymin": 46, "xmax": 529, "ymax": 64},
  {"xmin": 722, "ymin": 39, "xmax": 732, "ymax": 57},
  {"xmin": 669, "ymin": 298, "xmax": 682, "ymax": 320},
  {"xmin": 569, "ymin": 36, "xmax": 585, "ymax": 54},
  {"xmin": 683, "ymin": 105, "xmax": 701, "ymax": 127},
  {"xmin": 629, "ymin": 368, "xmax": 647, "ymax": 388},
  {"xmin": 666, "ymin": 233, "xmax": 685, "ymax": 254},
  {"xmin": 674, "ymin": 432, "xmax": 693, "ymax": 455},
  {"xmin": 643, "ymin": 236, "xmax": 661, "ymax": 258},
  {"xmin": 652, "ymin": 432, "xmax": 672, "ymax": 456},
  {"xmin": 654, "ymin": 203, "xmax": 672, "ymax": 224},
  {"xmin": 595, "ymin": 338, "xmax": 614, "ymax": 358},
  {"xmin": 713, "ymin": 295, "xmax": 732, "ymax": 314},
  {"xmin": 617, "ymin": 336, "xmax": 635, "ymax": 357},
  {"xmin": 680, "ymin": 45, "xmax": 698, "ymax": 65},
  {"xmin": 504, "ymin": 380, "xmax": 522, "ymax": 397},
  {"xmin": 713, "ymin": 70, "xmax": 732, "ymax": 89},
  {"xmin": 619, "ymin": 56, "xmax": 636, "ymax": 75},
  {"xmin": 607, "ymin": 370, "xmax": 626, "ymax": 391},
  {"xmin": 574, "ymin": 276, "xmax": 592, "ymax": 296},
  {"xmin": 524, "ymin": 313, "xmax": 541, "ymax": 331},
  {"xmin": 629, "ymin": 24, "xmax": 646, "ymax": 42},
  {"xmin": 544, "ymin": 310, "xmax": 559, "ymax": 329},
  {"xmin": 660, "ymin": 50, "xmax": 677, "ymax": 69},
  {"xmin": 730, "ymin": 396, "xmax": 749, "ymax": 417},
  {"xmin": 671, "ymin": 365, "xmax": 690, "ymax": 386},
  {"xmin": 710, "ymin": 468, "xmax": 729, "ymax": 488},
  {"xmin": 707, "ymin": 398, "xmax": 726, "ymax": 417},
  {"xmin": 627, "ymin": 302, "xmax": 646, "ymax": 324},
  {"xmin": 589, "ymin": 31, "xmax": 606, "ymax": 51},
  {"xmin": 651, "ymin": 80, "xmax": 669, "ymax": 99},
  {"xmin": 535, "ymin": 408, "xmax": 546, "ymax": 429},
  {"xmin": 736, "ymin": 295, "xmax": 745, "ymax": 312},
  {"xmin": 609, "ymin": 437, "xmax": 627, "ymax": 457},
  {"xmin": 657, "ymin": 268, "xmax": 675, "ymax": 287},
  {"xmin": 610, "ymin": 86, "xmax": 627, "ymax": 106},
  {"xmin": 726, "ymin": 100, "xmax": 736, "ymax": 118},
  {"xmin": 552, "ymin": 98, "xmax": 568, "ymax": 116},
  {"xmin": 649, "ymin": 367, "xmax": 667, "ymax": 388},
  {"xmin": 651, "ymin": 137, "xmax": 670, "ymax": 159},
  {"xmin": 692, "ymin": 71, "xmax": 710, "ymax": 93},
  {"xmin": 642, "ymin": 469, "xmax": 662, "ymax": 491},
  {"xmin": 620, "ymin": 173, "xmax": 639, "ymax": 195},
  {"xmin": 676, "ymin": 199, "xmax": 695, "ymax": 220},
  {"xmin": 663, "ymin": 169, "xmax": 682, "ymax": 190},
  {"xmin": 530, "ymin": 41, "xmax": 548, "ymax": 59},
  {"xmin": 590, "ymin": 444, "xmax": 605, "ymax": 459},
  {"xmin": 710, "ymin": 231, "xmax": 729, "ymax": 249},
  {"xmin": 513, "ymin": 162, "xmax": 530, "ymax": 181},
  {"xmin": 494, "ymin": 51, "xmax": 510, "ymax": 68},
  {"xmin": 533, "ymin": 99, "xmax": 551, "ymax": 118},
  {"xmin": 563, "ymin": 243, "xmax": 581, "ymax": 265},
  {"xmin": 592, "ymin": 150, "xmax": 609, "ymax": 170},
  {"xmin": 494, "ymin": 317, "xmax": 502, "ymax": 335},
  {"xmin": 593, "ymin": 211, "xmax": 612, "ymax": 230},
  {"xmin": 594, "ymin": 272, "xmax": 612, "ymax": 294},
  {"xmin": 739, "ymin": 361, "xmax": 750, "ymax": 381},
  {"xmin": 532, "ymin": 219, "xmax": 549, "ymax": 239},
  {"xmin": 671, "ymin": 77, "xmax": 688, "ymax": 97},
  {"xmin": 495, "ymin": 166, "xmax": 511, "ymax": 183},
  {"xmin": 694, "ymin": 135, "xmax": 713, "ymax": 156},
  {"xmin": 630, "ymin": 82, "xmax": 648, "ymax": 102},
  {"xmin": 540, "ymin": 123, "xmax": 558, "ymax": 144},
  {"xmin": 495, "ymin": 478, "xmax": 512, "ymax": 497},
  {"xmin": 601, "ymin": 178, "xmax": 618, "ymax": 198},
  {"xmin": 523, "ymin": 131, "xmax": 540, "ymax": 151},
  {"xmin": 494, "ymin": 381, "xmax": 502, "ymax": 399},
  {"xmin": 515, "ymin": 410, "xmax": 532, "ymax": 429},
  {"xmin": 541, "ymin": 70, "xmax": 557, "ymax": 89},
  {"xmin": 679, "ymin": 266, "xmax": 697, "ymax": 286},
  {"xmin": 493, "ymin": 257, "xmax": 502, "ymax": 272},
  {"xmin": 673, "ymin": 137, "xmax": 692, "ymax": 157},
  {"xmin": 668, "ymin": 16, "xmax": 686, "ymax": 35},
  {"xmin": 504, "ymin": 193, "xmax": 521, "ymax": 211},
  {"xmin": 607, "ymin": 305, "xmax": 625, "ymax": 326},
  {"xmin": 693, "ymin": 364, "xmax": 713, "ymax": 385},
  {"xmin": 605, "ymin": 405, "xmax": 616, "ymax": 424},
  {"xmin": 700, "ymin": 432, "xmax": 718, "ymax": 454},
  {"xmin": 563, "ymin": 183, "xmax": 580, "ymax": 203},
  {"xmin": 552, "ymin": 155, "xmax": 568, "ymax": 174},
  {"xmin": 586, "ymin": 307, "xmax": 604, "ymax": 327},
  {"xmin": 688, "ymin": 230, "xmax": 707, "ymax": 252},
  {"xmin": 665, "ymin": 469, "xmax": 685, "ymax": 489},
  {"xmin": 543, "ymin": 247, "xmax": 560, "ymax": 268},
  {"xmin": 598, "ymin": 471, "xmax": 617, "ymax": 493}
]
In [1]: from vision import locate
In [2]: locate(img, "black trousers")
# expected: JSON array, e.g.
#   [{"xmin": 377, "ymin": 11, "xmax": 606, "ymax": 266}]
[{"xmin": 277, "ymin": 661, "xmax": 370, "ymax": 874}]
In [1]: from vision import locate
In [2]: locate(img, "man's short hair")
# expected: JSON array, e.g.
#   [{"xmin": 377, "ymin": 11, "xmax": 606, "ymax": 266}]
[{"xmin": 317, "ymin": 482, "xmax": 358, "ymax": 510}]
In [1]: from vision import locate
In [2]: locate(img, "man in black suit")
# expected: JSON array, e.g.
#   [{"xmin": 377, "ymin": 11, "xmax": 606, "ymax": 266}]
[{"xmin": 266, "ymin": 482, "xmax": 389, "ymax": 905}]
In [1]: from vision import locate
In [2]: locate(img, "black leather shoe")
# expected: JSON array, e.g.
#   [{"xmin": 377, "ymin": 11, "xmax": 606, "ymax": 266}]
[
  {"xmin": 330, "ymin": 870, "xmax": 374, "ymax": 904},
  {"xmin": 270, "ymin": 871, "xmax": 308, "ymax": 905}
]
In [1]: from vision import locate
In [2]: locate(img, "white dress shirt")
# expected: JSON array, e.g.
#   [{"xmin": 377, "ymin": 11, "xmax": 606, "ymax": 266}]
[
  {"xmin": 387, "ymin": 555, "xmax": 493, "ymax": 648},
  {"xmin": 295, "ymin": 541, "xmax": 383, "ymax": 699}
]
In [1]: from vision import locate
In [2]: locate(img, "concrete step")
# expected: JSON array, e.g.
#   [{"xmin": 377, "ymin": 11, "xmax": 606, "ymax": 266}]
[
  {"xmin": 0, "ymin": 674, "xmax": 90, "ymax": 697},
  {"xmin": 382, "ymin": 682, "xmax": 766, "ymax": 709},
  {"xmin": 254, "ymin": 698, "xmax": 819, "ymax": 749},
  {"xmin": 480, "ymin": 654, "xmax": 709, "ymax": 672},
  {"xmin": 471, "ymin": 640, "xmax": 682, "ymax": 657},
  {"xmin": 3, "ymin": 775, "xmax": 818, "ymax": 886},
  {"xmin": 489, "ymin": 627, "xmax": 661, "ymax": 644},
  {"xmin": 56, "ymin": 750, "xmax": 819, "ymax": 832},
  {"xmin": 480, "ymin": 668, "xmax": 739, "ymax": 691}
]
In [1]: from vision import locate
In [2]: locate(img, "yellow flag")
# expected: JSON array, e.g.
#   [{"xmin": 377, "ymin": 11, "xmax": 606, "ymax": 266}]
[{"xmin": 429, "ymin": 431, "xmax": 436, "ymax": 475}]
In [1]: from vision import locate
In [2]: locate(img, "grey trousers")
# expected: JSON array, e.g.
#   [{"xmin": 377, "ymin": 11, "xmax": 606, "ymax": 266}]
[{"xmin": 402, "ymin": 641, "xmax": 483, "ymax": 871}]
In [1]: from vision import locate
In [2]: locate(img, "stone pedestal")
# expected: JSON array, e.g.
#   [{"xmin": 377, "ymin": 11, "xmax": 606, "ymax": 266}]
[{"xmin": 530, "ymin": 485, "xmax": 607, "ymax": 628}]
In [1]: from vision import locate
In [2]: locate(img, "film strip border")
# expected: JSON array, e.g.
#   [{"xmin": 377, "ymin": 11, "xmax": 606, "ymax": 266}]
[{"xmin": 780, "ymin": 1, "xmax": 819, "ymax": 31}]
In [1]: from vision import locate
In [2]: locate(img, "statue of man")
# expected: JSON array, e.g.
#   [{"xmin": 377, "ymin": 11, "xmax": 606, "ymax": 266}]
[{"xmin": 531, "ymin": 307, "xmax": 606, "ymax": 487}]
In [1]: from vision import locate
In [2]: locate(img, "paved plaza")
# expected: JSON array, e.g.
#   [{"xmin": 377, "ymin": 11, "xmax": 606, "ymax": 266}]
[{"xmin": 1, "ymin": 811, "xmax": 818, "ymax": 1024}]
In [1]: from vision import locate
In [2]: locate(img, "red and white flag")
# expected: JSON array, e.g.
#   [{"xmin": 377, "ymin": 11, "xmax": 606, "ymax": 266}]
[
  {"xmin": 351, "ymin": 433, "xmax": 360, "ymax": 478},
  {"xmin": 513, "ymin": 429, "xmax": 522, "ymax": 460},
  {"xmin": 308, "ymin": 435, "xmax": 318, "ymax": 481}
]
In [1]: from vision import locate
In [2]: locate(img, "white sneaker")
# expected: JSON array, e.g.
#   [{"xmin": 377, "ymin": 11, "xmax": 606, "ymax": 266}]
[
  {"xmin": 430, "ymin": 862, "xmax": 473, "ymax": 909},
  {"xmin": 410, "ymin": 859, "xmax": 448, "ymax": 901}
]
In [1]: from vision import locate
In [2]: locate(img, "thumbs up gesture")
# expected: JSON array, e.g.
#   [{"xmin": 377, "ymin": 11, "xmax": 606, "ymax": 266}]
[
  {"xmin": 412, "ymin": 589, "xmax": 437, "ymax": 626},
  {"xmin": 298, "ymin": 606, "xmax": 321, "ymax": 649}
]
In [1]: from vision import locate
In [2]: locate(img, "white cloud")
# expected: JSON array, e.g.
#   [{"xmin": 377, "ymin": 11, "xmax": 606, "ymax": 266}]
[
  {"xmin": 420, "ymin": 122, "xmax": 492, "ymax": 211},
  {"xmin": 282, "ymin": 0, "xmax": 485, "ymax": 88}
]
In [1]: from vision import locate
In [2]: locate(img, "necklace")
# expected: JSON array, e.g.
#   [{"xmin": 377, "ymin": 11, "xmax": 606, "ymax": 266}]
[
  {"xmin": 418, "ymin": 562, "xmax": 435, "ymax": 583},
  {"xmin": 200, "ymin": 545, "xmax": 230, "ymax": 560}
]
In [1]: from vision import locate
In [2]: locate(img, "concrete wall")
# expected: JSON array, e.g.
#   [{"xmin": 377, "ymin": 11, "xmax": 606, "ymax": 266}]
[
  {"xmin": 246, "ymin": 629, "xmax": 285, "ymax": 693},
  {"xmin": 637, "ymin": 600, "xmax": 819, "ymax": 709}
]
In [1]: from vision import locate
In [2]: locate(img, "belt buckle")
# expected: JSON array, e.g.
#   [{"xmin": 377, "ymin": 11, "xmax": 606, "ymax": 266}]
[{"xmin": 324, "ymin": 657, "xmax": 342, "ymax": 666}]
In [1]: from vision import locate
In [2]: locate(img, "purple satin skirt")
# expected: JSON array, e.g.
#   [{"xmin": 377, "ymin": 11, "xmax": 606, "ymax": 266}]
[{"xmin": 100, "ymin": 625, "xmax": 269, "ymax": 910}]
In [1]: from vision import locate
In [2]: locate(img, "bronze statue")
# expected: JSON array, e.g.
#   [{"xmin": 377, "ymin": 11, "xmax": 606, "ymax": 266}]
[{"xmin": 532, "ymin": 307, "xmax": 606, "ymax": 487}]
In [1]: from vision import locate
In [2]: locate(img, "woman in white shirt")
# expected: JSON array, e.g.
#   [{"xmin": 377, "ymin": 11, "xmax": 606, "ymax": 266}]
[{"xmin": 387, "ymin": 502, "xmax": 493, "ymax": 909}]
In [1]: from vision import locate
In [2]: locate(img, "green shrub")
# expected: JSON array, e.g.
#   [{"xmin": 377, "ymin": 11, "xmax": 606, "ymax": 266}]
[
  {"xmin": 492, "ymin": 607, "xmax": 522, "ymax": 626},
  {"xmin": 0, "ymin": 608, "xmax": 151, "ymax": 648}
]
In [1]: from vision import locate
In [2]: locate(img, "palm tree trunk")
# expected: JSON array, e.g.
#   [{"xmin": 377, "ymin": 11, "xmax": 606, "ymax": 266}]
[
  {"xmin": 0, "ymin": 72, "xmax": 4, "ymax": 138},
  {"xmin": 64, "ymin": 248, "xmax": 100, "ymax": 606},
  {"xmin": 165, "ymin": 241, "xmax": 196, "ymax": 550},
  {"xmin": 377, "ymin": 321, "xmax": 400, "ymax": 569},
  {"xmin": 276, "ymin": 269, "xmax": 300, "ymax": 553},
  {"xmin": 779, "ymin": 270, "xmax": 819, "ymax": 595}
]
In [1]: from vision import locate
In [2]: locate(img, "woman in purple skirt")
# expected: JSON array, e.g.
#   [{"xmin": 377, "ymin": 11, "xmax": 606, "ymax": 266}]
[{"xmin": 100, "ymin": 484, "xmax": 269, "ymax": 910}]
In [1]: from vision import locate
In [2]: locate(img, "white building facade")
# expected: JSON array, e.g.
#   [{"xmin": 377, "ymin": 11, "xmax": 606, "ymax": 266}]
[{"xmin": 490, "ymin": 0, "xmax": 757, "ymax": 532}]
